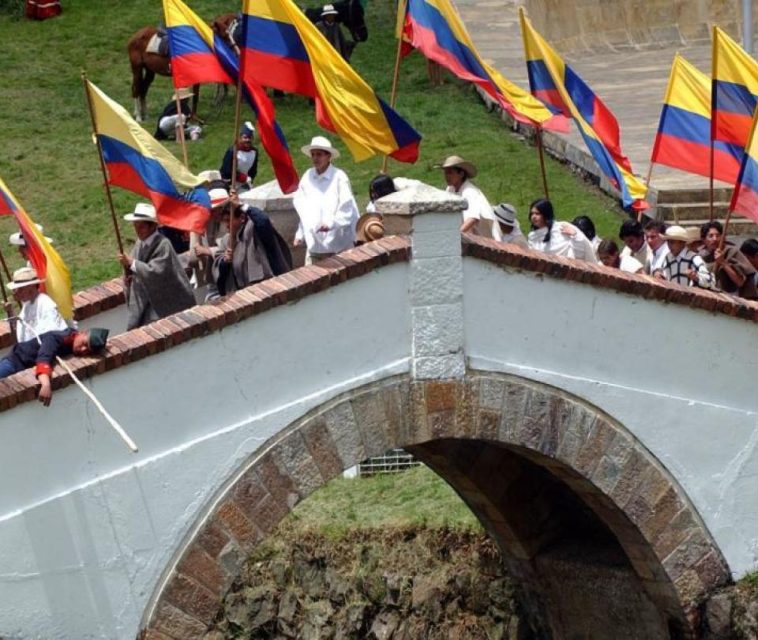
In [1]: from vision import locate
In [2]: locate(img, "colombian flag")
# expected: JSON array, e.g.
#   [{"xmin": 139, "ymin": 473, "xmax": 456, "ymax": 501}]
[
  {"xmin": 163, "ymin": 0, "xmax": 299, "ymax": 193},
  {"xmin": 729, "ymin": 106, "xmax": 758, "ymax": 222},
  {"xmin": 85, "ymin": 79, "xmax": 210, "ymax": 234},
  {"xmin": 651, "ymin": 54, "xmax": 741, "ymax": 183},
  {"xmin": 0, "ymin": 177, "xmax": 73, "ymax": 320},
  {"xmin": 519, "ymin": 9, "xmax": 647, "ymax": 209},
  {"xmin": 399, "ymin": 0, "xmax": 567, "ymax": 132},
  {"xmin": 240, "ymin": 0, "xmax": 422, "ymax": 162},
  {"xmin": 712, "ymin": 27, "xmax": 758, "ymax": 154}
]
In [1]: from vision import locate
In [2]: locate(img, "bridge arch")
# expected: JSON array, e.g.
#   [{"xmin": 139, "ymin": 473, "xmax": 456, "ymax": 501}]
[{"xmin": 142, "ymin": 371, "xmax": 729, "ymax": 639}]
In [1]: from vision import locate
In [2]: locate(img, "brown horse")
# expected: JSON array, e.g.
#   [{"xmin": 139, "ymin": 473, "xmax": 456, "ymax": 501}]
[{"xmin": 127, "ymin": 26, "xmax": 199, "ymax": 123}]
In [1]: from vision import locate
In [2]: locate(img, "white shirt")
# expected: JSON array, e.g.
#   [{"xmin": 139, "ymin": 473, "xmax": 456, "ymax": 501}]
[
  {"xmin": 621, "ymin": 242, "xmax": 651, "ymax": 271},
  {"xmin": 236, "ymin": 148, "xmax": 256, "ymax": 177},
  {"xmin": 16, "ymin": 292, "xmax": 68, "ymax": 343},
  {"xmin": 619, "ymin": 255, "xmax": 644, "ymax": 273},
  {"xmin": 528, "ymin": 222, "xmax": 595, "ymax": 262},
  {"xmin": 447, "ymin": 179, "xmax": 499, "ymax": 240},
  {"xmin": 648, "ymin": 242, "xmax": 669, "ymax": 274},
  {"xmin": 293, "ymin": 164, "xmax": 359, "ymax": 254}
]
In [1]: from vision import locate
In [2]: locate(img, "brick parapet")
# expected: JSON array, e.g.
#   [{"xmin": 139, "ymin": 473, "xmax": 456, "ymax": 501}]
[
  {"xmin": 143, "ymin": 371, "xmax": 729, "ymax": 639},
  {"xmin": 0, "ymin": 237, "xmax": 411, "ymax": 413},
  {"xmin": 463, "ymin": 234, "xmax": 758, "ymax": 322}
]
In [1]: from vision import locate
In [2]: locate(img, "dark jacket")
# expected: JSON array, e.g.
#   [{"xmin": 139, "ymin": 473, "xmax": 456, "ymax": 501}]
[
  {"xmin": 220, "ymin": 144, "xmax": 259, "ymax": 184},
  {"xmin": 154, "ymin": 99, "xmax": 191, "ymax": 140},
  {"xmin": 0, "ymin": 330, "xmax": 75, "ymax": 378}
]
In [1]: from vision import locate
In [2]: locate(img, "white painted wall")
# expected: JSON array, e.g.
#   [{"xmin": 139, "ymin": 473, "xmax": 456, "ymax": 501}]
[
  {"xmin": 0, "ymin": 265, "xmax": 411, "ymax": 640},
  {"xmin": 463, "ymin": 258, "xmax": 758, "ymax": 577}
]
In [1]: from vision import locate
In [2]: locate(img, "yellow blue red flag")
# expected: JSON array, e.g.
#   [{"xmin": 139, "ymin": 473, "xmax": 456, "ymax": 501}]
[
  {"xmin": 85, "ymin": 79, "xmax": 210, "ymax": 233},
  {"xmin": 651, "ymin": 54, "xmax": 740, "ymax": 183},
  {"xmin": 712, "ymin": 27, "xmax": 758, "ymax": 156},
  {"xmin": 240, "ymin": 0, "xmax": 422, "ymax": 162},
  {"xmin": 163, "ymin": 0, "xmax": 299, "ymax": 193},
  {"xmin": 398, "ymin": 0, "xmax": 567, "ymax": 132},
  {"xmin": 729, "ymin": 106, "xmax": 758, "ymax": 223},
  {"xmin": 0, "ymin": 177, "xmax": 73, "ymax": 320},
  {"xmin": 519, "ymin": 8, "xmax": 647, "ymax": 209}
]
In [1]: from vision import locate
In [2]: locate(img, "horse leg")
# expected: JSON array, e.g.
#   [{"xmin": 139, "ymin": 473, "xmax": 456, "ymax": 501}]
[
  {"xmin": 140, "ymin": 69, "xmax": 155, "ymax": 122},
  {"xmin": 131, "ymin": 64, "xmax": 145, "ymax": 122},
  {"xmin": 190, "ymin": 84, "xmax": 203, "ymax": 124}
]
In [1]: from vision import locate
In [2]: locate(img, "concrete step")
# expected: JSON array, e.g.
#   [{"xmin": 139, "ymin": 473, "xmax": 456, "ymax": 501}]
[
  {"xmin": 657, "ymin": 202, "xmax": 731, "ymax": 222},
  {"xmin": 656, "ymin": 187, "xmax": 733, "ymax": 205}
]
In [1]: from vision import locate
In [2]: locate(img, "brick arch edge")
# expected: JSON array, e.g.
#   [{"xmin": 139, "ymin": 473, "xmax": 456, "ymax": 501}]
[{"xmin": 139, "ymin": 371, "xmax": 730, "ymax": 639}]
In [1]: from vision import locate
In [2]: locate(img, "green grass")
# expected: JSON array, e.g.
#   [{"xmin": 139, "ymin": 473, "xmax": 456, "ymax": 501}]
[
  {"xmin": 0, "ymin": 0, "xmax": 624, "ymax": 291},
  {"xmin": 287, "ymin": 465, "xmax": 482, "ymax": 537}
]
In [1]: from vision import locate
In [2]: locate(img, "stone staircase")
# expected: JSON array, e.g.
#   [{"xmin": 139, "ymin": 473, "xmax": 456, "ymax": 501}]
[{"xmin": 655, "ymin": 188, "xmax": 758, "ymax": 238}]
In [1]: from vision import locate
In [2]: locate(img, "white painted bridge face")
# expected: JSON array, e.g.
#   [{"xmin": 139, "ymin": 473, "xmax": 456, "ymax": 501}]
[{"xmin": 0, "ymin": 184, "xmax": 755, "ymax": 639}]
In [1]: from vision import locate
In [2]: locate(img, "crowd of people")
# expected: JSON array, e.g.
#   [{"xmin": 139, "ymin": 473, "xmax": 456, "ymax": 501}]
[{"xmin": 4, "ymin": 129, "xmax": 758, "ymax": 405}]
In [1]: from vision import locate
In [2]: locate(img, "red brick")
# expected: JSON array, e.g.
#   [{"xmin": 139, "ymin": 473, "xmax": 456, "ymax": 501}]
[
  {"xmin": 176, "ymin": 546, "xmax": 224, "ymax": 595},
  {"xmin": 161, "ymin": 574, "xmax": 219, "ymax": 626}
]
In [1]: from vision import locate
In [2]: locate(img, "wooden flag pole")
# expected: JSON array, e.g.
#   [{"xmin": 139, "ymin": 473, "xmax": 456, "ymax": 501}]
[
  {"xmin": 638, "ymin": 162, "xmax": 655, "ymax": 222},
  {"xmin": 0, "ymin": 246, "xmax": 10, "ymax": 307},
  {"xmin": 381, "ymin": 31, "xmax": 405, "ymax": 175},
  {"xmin": 535, "ymin": 126, "xmax": 550, "ymax": 199},
  {"xmin": 175, "ymin": 93, "xmax": 190, "ymax": 168},
  {"xmin": 227, "ymin": 27, "xmax": 248, "ymax": 255},
  {"xmin": 709, "ymin": 136, "xmax": 715, "ymax": 221},
  {"xmin": 0, "ymin": 244, "xmax": 12, "ymax": 284},
  {"xmin": 81, "ymin": 71, "xmax": 126, "ymax": 257}
]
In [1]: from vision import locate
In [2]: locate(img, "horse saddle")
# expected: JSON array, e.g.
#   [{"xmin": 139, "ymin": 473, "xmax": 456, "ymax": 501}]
[{"xmin": 146, "ymin": 32, "xmax": 170, "ymax": 57}]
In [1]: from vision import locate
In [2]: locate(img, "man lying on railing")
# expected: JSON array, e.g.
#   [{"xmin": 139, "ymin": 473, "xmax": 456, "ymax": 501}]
[{"xmin": 0, "ymin": 328, "xmax": 109, "ymax": 406}]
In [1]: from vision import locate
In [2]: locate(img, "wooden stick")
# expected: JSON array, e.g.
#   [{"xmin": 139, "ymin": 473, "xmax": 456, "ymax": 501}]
[
  {"xmin": 535, "ymin": 126, "xmax": 549, "ymax": 200},
  {"xmin": 81, "ymin": 71, "xmax": 125, "ymax": 256},
  {"xmin": 228, "ymin": 32, "xmax": 248, "ymax": 255},
  {"xmin": 709, "ymin": 136, "xmax": 715, "ymax": 221},
  {"xmin": 719, "ymin": 208, "xmax": 733, "ymax": 252},
  {"xmin": 638, "ymin": 162, "xmax": 654, "ymax": 222},
  {"xmin": 0, "ymin": 244, "xmax": 12, "ymax": 284},
  {"xmin": 175, "ymin": 94, "xmax": 190, "ymax": 168},
  {"xmin": 381, "ymin": 29, "xmax": 405, "ymax": 175},
  {"xmin": 18, "ymin": 317, "xmax": 138, "ymax": 453},
  {"xmin": 0, "ymin": 246, "xmax": 9, "ymax": 307}
]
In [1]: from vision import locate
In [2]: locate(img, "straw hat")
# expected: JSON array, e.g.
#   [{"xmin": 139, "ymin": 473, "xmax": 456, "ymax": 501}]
[
  {"xmin": 436, "ymin": 155, "xmax": 477, "ymax": 179},
  {"xmin": 356, "ymin": 214, "xmax": 384, "ymax": 243},
  {"xmin": 493, "ymin": 203, "xmax": 517, "ymax": 226},
  {"xmin": 663, "ymin": 225, "xmax": 689, "ymax": 242},
  {"xmin": 172, "ymin": 87, "xmax": 193, "ymax": 101},
  {"xmin": 123, "ymin": 202, "xmax": 157, "ymax": 223},
  {"xmin": 9, "ymin": 223, "xmax": 53, "ymax": 246},
  {"xmin": 198, "ymin": 169, "xmax": 222, "ymax": 183},
  {"xmin": 301, "ymin": 135, "xmax": 340, "ymax": 159},
  {"xmin": 321, "ymin": 4, "xmax": 339, "ymax": 16},
  {"xmin": 209, "ymin": 188, "xmax": 230, "ymax": 207},
  {"xmin": 7, "ymin": 266, "xmax": 43, "ymax": 290}
]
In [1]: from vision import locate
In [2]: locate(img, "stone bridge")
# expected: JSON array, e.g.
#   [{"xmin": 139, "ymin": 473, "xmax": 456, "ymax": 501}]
[{"xmin": 0, "ymin": 185, "xmax": 757, "ymax": 639}]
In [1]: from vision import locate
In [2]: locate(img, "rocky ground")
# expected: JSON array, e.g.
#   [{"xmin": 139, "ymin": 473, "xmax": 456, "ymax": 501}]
[{"xmin": 204, "ymin": 524, "xmax": 531, "ymax": 640}]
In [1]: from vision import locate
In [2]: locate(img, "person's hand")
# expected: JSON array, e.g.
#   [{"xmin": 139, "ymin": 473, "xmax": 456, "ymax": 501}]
[
  {"xmin": 714, "ymin": 247, "xmax": 725, "ymax": 264},
  {"xmin": 652, "ymin": 270, "xmax": 665, "ymax": 280},
  {"xmin": 2, "ymin": 302, "xmax": 13, "ymax": 318},
  {"xmin": 194, "ymin": 245, "xmax": 212, "ymax": 258},
  {"xmin": 560, "ymin": 223, "xmax": 577, "ymax": 237},
  {"xmin": 223, "ymin": 247, "xmax": 233, "ymax": 262},
  {"xmin": 293, "ymin": 238, "xmax": 305, "ymax": 248},
  {"xmin": 118, "ymin": 253, "xmax": 133, "ymax": 269},
  {"xmin": 229, "ymin": 192, "xmax": 240, "ymax": 208},
  {"xmin": 687, "ymin": 268, "xmax": 698, "ymax": 282},
  {"xmin": 37, "ymin": 374, "xmax": 52, "ymax": 407}
]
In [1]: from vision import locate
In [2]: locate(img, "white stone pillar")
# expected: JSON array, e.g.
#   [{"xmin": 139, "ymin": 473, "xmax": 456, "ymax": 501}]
[{"xmin": 376, "ymin": 183, "xmax": 467, "ymax": 380}]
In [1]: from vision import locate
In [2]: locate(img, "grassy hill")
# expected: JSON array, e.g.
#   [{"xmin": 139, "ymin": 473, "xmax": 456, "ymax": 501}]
[{"xmin": 0, "ymin": 0, "xmax": 624, "ymax": 291}]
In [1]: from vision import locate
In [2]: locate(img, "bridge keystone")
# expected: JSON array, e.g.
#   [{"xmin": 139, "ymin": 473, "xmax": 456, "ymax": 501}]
[{"xmin": 377, "ymin": 183, "xmax": 467, "ymax": 380}]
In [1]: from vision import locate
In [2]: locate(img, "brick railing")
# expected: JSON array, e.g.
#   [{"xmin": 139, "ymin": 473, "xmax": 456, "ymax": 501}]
[
  {"xmin": 463, "ymin": 234, "xmax": 758, "ymax": 322},
  {"xmin": 0, "ymin": 237, "xmax": 411, "ymax": 412}
]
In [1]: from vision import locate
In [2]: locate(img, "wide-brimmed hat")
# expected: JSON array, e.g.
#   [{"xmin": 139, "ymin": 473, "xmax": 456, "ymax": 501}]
[
  {"xmin": 198, "ymin": 169, "xmax": 222, "ymax": 183},
  {"xmin": 9, "ymin": 223, "xmax": 53, "ymax": 246},
  {"xmin": 321, "ymin": 4, "xmax": 339, "ymax": 16},
  {"xmin": 172, "ymin": 87, "xmax": 193, "ymax": 101},
  {"xmin": 209, "ymin": 188, "xmax": 230, "ymax": 207},
  {"xmin": 301, "ymin": 135, "xmax": 340, "ymax": 159},
  {"xmin": 356, "ymin": 214, "xmax": 384, "ymax": 243},
  {"xmin": 123, "ymin": 202, "xmax": 157, "ymax": 223},
  {"xmin": 493, "ymin": 203, "xmax": 517, "ymax": 226},
  {"xmin": 7, "ymin": 266, "xmax": 43, "ymax": 290},
  {"xmin": 436, "ymin": 155, "xmax": 477, "ymax": 179},
  {"xmin": 663, "ymin": 225, "xmax": 689, "ymax": 242}
]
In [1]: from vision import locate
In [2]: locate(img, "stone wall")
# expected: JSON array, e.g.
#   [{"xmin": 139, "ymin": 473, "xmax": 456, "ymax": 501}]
[{"xmin": 525, "ymin": 0, "xmax": 748, "ymax": 52}]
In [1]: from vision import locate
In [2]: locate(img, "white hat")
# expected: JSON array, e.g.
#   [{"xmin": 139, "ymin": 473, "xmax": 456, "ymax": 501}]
[
  {"xmin": 493, "ymin": 203, "xmax": 517, "ymax": 226},
  {"xmin": 209, "ymin": 188, "xmax": 230, "ymax": 207},
  {"xmin": 436, "ymin": 155, "xmax": 477, "ymax": 179},
  {"xmin": 301, "ymin": 135, "xmax": 340, "ymax": 159},
  {"xmin": 9, "ymin": 223, "xmax": 53, "ymax": 246},
  {"xmin": 321, "ymin": 4, "xmax": 339, "ymax": 16},
  {"xmin": 198, "ymin": 169, "xmax": 222, "ymax": 183},
  {"xmin": 663, "ymin": 225, "xmax": 689, "ymax": 242},
  {"xmin": 7, "ymin": 266, "xmax": 43, "ymax": 291},
  {"xmin": 123, "ymin": 202, "xmax": 157, "ymax": 223}
]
